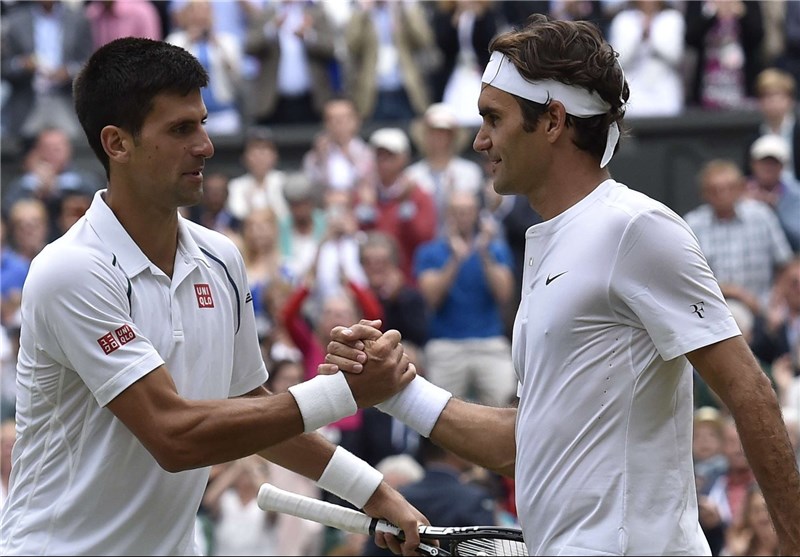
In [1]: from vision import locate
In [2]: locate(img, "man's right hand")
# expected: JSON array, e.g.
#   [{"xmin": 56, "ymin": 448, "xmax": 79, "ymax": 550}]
[
  {"xmin": 321, "ymin": 319, "xmax": 383, "ymax": 375},
  {"xmin": 343, "ymin": 328, "xmax": 416, "ymax": 408},
  {"xmin": 320, "ymin": 320, "xmax": 417, "ymax": 406}
]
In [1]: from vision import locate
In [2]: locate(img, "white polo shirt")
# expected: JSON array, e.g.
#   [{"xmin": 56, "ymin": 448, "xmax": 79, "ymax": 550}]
[
  {"xmin": 0, "ymin": 190, "xmax": 268, "ymax": 556},
  {"xmin": 513, "ymin": 180, "xmax": 740, "ymax": 556}
]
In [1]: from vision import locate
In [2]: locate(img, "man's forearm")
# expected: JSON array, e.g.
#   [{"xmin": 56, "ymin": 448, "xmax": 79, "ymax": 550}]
[
  {"xmin": 258, "ymin": 431, "xmax": 335, "ymax": 481},
  {"xmin": 430, "ymin": 398, "xmax": 517, "ymax": 478},
  {"xmin": 728, "ymin": 377, "xmax": 800, "ymax": 552}
]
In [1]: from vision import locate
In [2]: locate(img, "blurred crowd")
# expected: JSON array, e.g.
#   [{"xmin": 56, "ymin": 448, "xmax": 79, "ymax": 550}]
[{"xmin": 1, "ymin": 0, "xmax": 800, "ymax": 556}]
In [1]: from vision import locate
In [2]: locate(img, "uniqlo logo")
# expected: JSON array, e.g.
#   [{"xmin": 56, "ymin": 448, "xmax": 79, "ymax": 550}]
[
  {"xmin": 97, "ymin": 332, "xmax": 119, "ymax": 355},
  {"xmin": 194, "ymin": 283, "xmax": 214, "ymax": 308},
  {"xmin": 115, "ymin": 324, "xmax": 136, "ymax": 345}
]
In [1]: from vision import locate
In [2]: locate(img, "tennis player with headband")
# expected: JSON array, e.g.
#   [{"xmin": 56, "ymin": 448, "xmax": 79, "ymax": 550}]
[{"xmin": 325, "ymin": 15, "xmax": 800, "ymax": 556}]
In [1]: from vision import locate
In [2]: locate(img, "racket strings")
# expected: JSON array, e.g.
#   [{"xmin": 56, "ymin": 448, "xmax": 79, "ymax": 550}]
[{"xmin": 450, "ymin": 538, "xmax": 529, "ymax": 556}]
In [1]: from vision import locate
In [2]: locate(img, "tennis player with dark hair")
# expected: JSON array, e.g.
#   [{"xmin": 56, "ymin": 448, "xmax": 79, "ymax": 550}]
[
  {"xmin": 0, "ymin": 37, "xmax": 427, "ymax": 556},
  {"xmin": 326, "ymin": 15, "xmax": 800, "ymax": 556}
]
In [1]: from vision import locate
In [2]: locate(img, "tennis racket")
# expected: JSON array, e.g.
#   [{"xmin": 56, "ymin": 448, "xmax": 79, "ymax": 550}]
[{"xmin": 257, "ymin": 483, "xmax": 527, "ymax": 556}]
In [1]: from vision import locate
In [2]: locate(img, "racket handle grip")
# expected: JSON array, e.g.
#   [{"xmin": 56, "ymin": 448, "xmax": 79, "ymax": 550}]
[{"xmin": 257, "ymin": 483, "xmax": 401, "ymax": 536}]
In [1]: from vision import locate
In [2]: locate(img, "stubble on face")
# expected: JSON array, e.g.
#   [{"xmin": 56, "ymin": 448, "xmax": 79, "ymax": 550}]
[{"xmin": 133, "ymin": 92, "xmax": 212, "ymax": 211}]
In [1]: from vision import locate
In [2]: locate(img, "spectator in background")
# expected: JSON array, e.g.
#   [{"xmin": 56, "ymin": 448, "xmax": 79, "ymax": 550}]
[
  {"xmin": 375, "ymin": 453, "xmax": 425, "ymax": 490},
  {"xmin": 549, "ymin": 0, "xmax": 606, "ymax": 29},
  {"xmin": 744, "ymin": 134, "xmax": 800, "ymax": 252},
  {"xmin": 187, "ymin": 171, "xmax": 240, "ymax": 238},
  {"xmin": 282, "ymin": 259, "xmax": 382, "ymax": 382},
  {"xmin": 313, "ymin": 194, "xmax": 368, "ymax": 305},
  {"xmin": 278, "ymin": 172, "xmax": 327, "ymax": 281},
  {"xmin": 0, "ymin": 0, "xmax": 93, "ymax": 142},
  {"xmin": 693, "ymin": 406, "xmax": 729, "ymax": 497},
  {"xmin": 54, "ymin": 191, "xmax": 92, "ymax": 238},
  {"xmin": 302, "ymin": 96, "xmax": 376, "ymax": 202},
  {"xmin": 683, "ymin": 159, "xmax": 793, "ymax": 312},
  {"xmin": 85, "ymin": 0, "xmax": 163, "ymax": 51},
  {"xmin": 344, "ymin": 0, "xmax": 435, "ymax": 122},
  {"xmin": 244, "ymin": 0, "xmax": 337, "ymax": 126},
  {"xmin": 5, "ymin": 198, "xmax": 51, "ymax": 265},
  {"xmin": 226, "ymin": 126, "xmax": 289, "ymax": 223},
  {"xmin": 355, "ymin": 128, "xmax": 437, "ymax": 285},
  {"xmin": 406, "ymin": 102, "xmax": 484, "ymax": 228},
  {"xmin": 499, "ymin": 1, "xmax": 606, "ymax": 34},
  {"xmin": 607, "ymin": 0, "xmax": 685, "ymax": 118},
  {"xmin": 0, "ymin": 212, "xmax": 29, "ymax": 328},
  {"xmin": 169, "ymin": 0, "xmax": 264, "ymax": 81},
  {"xmin": 166, "ymin": 0, "xmax": 243, "ymax": 136},
  {"xmin": 259, "ymin": 278, "xmax": 303, "ymax": 368},
  {"xmin": 361, "ymin": 437, "xmax": 498, "ymax": 557},
  {"xmin": 430, "ymin": 0, "xmax": 499, "ymax": 126},
  {"xmin": 202, "ymin": 456, "xmax": 279, "ymax": 556},
  {"xmin": 706, "ymin": 417, "xmax": 758, "ymax": 544},
  {"xmin": 723, "ymin": 485, "xmax": 779, "ymax": 557},
  {"xmin": 2, "ymin": 128, "xmax": 103, "ymax": 239},
  {"xmin": 239, "ymin": 207, "xmax": 294, "ymax": 339},
  {"xmin": 748, "ymin": 68, "xmax": 800, "ymax": 184},
  {"xmin": 685, "ymin": 0, "xmax": 764, "ymax": 110},
  {"xmin": 347, "ymin": 405, "xmax": 423, "ymax": 472},
  {"xmin": 359, "ymin": 231, "xmax": 429, "ymax": 363},
  {"xmin": 414, "ymin": 191, "xmax": 517, "ymax": 407},
  {"xmin": 776, "ymin": 1, "xmax": 800, "ymax": 90},
  {"xmin": 750, "ymin": 256, "xmax": 800, "ymax": 384},
  {"xmin": 760, "ymin": 0, "xmax": 787, "ymax": 71},
  {"xmin": 693, "ymin": 407, "xmax": 729, "ymax": 555}
]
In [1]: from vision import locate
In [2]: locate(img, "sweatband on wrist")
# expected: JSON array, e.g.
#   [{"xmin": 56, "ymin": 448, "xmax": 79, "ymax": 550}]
[
  {"xmin": 288, "ymin": 372, "xmax": 358, "ymax": 432},
  {"xmin": 376, "ymin": 376, "xmax": 452, "ymax": 437},
  {"xmin": 317, "ymin": 446, "xmax": 384, "ymax": 509}
]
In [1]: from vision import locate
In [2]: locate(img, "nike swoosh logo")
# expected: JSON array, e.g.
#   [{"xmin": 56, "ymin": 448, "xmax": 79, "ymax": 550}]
[{"xmin": 545, "ymin": 271, "xmax": 568, "ymax": 285}]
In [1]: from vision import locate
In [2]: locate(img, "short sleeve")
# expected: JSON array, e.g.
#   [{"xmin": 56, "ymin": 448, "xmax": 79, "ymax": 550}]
[
  {"xmin": 24, "ymin": 246, "xmax": 164, "ymax": 407},
  {"xmin": 610, "ymin": 209, "xmax": 741, "ymax": 361}
]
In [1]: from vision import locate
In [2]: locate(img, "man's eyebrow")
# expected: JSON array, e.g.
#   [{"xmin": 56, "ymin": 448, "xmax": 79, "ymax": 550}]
[{"xmin": 166, "ymin": 113, "xmax": 208, "ymax": 127}]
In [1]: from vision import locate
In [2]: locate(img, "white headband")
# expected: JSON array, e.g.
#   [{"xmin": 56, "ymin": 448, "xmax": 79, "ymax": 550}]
[{"xmin": 481, "ymin": 51, "xmax": 620, "ymax": 168}]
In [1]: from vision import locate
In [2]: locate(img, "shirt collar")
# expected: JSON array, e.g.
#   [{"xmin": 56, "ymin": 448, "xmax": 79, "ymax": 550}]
[{"xmin": 84, "ymin": 189, "xmax": 209, "ymax": 278}]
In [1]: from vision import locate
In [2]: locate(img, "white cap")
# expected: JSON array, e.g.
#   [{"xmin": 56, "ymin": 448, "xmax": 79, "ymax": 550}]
[
  {"xmin": 750, "ymin": 134, "xmax": 790, "ymax": 164},
  {"xmin": 369, "ymin": 128, "xmax": 410, "ymax": 155},
  {"xmin": 422, "ymin": 103, "xmax": 459, "ymax": 130}
]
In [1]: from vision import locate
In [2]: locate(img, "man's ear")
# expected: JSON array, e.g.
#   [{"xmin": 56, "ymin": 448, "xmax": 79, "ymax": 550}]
[
  {"xmin": 100, "ymin": 125, "xmax": 133, "ymax": 164},
  {"xmin": 545, "ymin": 100, "xmax": 567, "ymax": 137}
]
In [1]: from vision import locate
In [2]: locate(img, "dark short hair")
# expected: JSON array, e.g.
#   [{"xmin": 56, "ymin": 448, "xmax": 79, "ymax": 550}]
[
  {"xmin": 489, "ymin": 14, "xmax": 629, "ymax": 161},
  {"xmin": 73, "ymin": 37, "xmax": 209, "ymax": 178}
]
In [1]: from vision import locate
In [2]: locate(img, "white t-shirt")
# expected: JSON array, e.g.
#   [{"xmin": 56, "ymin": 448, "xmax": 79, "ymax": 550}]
[
  {"xmin": 513, "ymin": 180, "xmax": 740, "ymax": 555},
  {"xmin": 0, "ymin": 191, "xmax": 268, "ymax": 556},
  {"xmin": 213, "ymin": 490, "xmax": 279, "ymax": 556},
  {"xmin": 226, "ymin": 170, "xmax": 289, "ymax": 222}
]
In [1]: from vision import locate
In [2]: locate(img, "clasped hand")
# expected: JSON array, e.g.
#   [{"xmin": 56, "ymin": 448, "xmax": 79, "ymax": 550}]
[{"xmin": 320, "ymin": 319, "xmax": 416, "ymax": 407}]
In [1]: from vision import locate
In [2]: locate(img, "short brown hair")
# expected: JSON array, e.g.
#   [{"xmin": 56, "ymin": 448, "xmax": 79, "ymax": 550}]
[{"xmin": 488, "ymin": 14, "xmax": 629, "ymax": 161}]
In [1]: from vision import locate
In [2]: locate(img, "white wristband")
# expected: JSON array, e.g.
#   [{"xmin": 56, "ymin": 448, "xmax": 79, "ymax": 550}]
[
  {"xmin": 317, "ymin": 446, "xmax": 384, "ymax": 509},
  {"xmin": 288, "ymin": 372, "xmax": 358, "ymax": 432},
  {"xmin": 376, "ymin": 376, "xmax": 452, "ymax": 437}
]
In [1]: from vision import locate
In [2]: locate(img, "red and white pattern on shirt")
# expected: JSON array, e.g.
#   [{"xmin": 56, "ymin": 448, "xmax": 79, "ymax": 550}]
[
  {"xmin": 194, "ymin": 283, "xmax": 215, "ymax": 308},
  {"xmin": 97, "ymin": 332, "xmax": 119, "ymax": 355},
  {"xmin": 97, "ymin": 324, "xmax": 137, "ymax": 355},
  {"xmin": 115, "ymin": 324, "xmax": 135, "ymax": 345}
]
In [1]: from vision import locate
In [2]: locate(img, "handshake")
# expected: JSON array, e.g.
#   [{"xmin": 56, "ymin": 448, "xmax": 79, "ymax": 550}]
[{"xmin": 287, "ymin": 319, "xmax": 451, "ymax": 439}]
